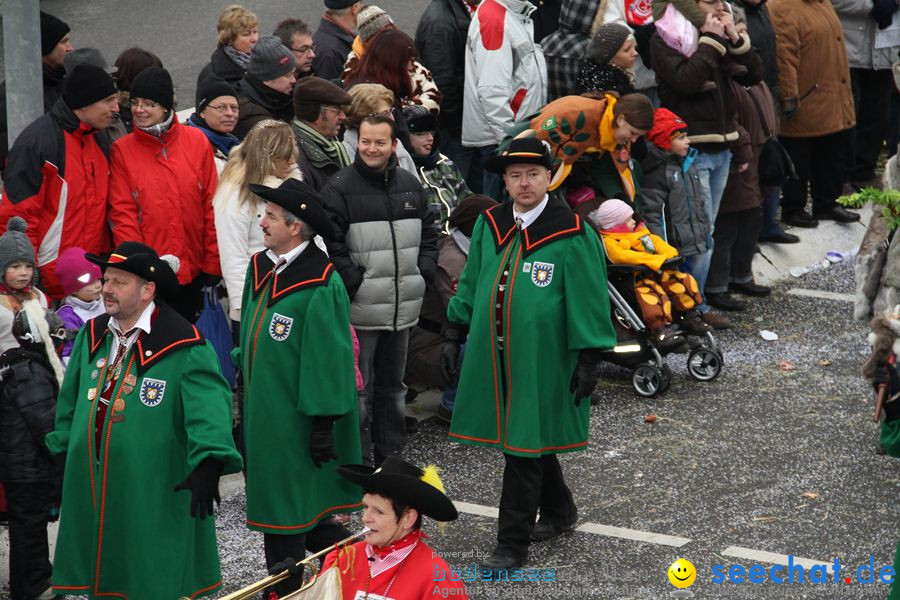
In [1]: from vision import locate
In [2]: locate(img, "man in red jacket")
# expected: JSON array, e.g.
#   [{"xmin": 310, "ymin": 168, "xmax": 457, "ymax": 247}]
[{"xmin": 0, "ymin": 64, "xmax": 118, "ymax": 298}]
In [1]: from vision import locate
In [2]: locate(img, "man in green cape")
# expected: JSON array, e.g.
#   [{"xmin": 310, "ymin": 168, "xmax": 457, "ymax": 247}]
[
  {"xmin": 443, "ymin": 137, "xmax": 617, "ymax": 571},
  {"xmin": 237, "ymin": 178, "xmax": 362, "ymax": 596},
  {"xmin": 45, "ymin": 242, "xmax": 243, "ymax": 600}
]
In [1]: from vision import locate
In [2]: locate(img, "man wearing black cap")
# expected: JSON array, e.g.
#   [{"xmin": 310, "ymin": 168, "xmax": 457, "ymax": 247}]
[
  {"xmin": 0, "ymin": 11, "xmax": 74, "ymax": 169},
  {"xmin": 312, "ymin": 0, "xmax": 364, "ymax": 82},
  {"xmin": 187, "ymin": 76, "xmax": 241, "ymax": 172},
  {"xmin": 233, "ymin": 35, "xmax": 298, "ymax": 139},
  {"xmin": 44, "ymin": 241, "xmax": 242, "ymax": 599},
  {"xmin": 0, "ymin": 64, "xmax": 118, "ymax": 298},
  {"xmin": 292, "ymin": 76, "xmax": 353, "ymax": 191},
  {"xmin": 442, "ymin": 137, "xmax": 616, "ymax": 571},
  {"xmin": 235, "ymin": 179, "xmax": 362, "ymax": 597}
]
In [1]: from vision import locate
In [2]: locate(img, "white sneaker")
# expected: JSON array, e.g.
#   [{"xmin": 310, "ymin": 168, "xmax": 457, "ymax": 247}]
[{"xmin": 35, "ymin": 586, "xmax": 55, "ymax": 600}]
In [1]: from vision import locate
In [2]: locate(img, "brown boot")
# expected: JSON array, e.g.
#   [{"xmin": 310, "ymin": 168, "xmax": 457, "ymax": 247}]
[
  {"xmin": 652, "ymin": 325, "xmax": 687, "ymax": 352},
  {"xmin": 677, "ymin": 310, "xmax": 712, "ymax": 335},
  {"xmin": 701, "ymin": 311, "xmax": 731, "ymax": 330}
]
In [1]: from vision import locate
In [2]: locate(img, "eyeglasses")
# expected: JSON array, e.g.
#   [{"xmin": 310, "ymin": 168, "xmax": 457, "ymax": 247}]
[
  {"xmin": 321, "ymin": 106, "xmax": 345, "ymax": 115},
  {"xmin": 206, "ymin": 103, "xmax": 240, "ymax": 114},
  {"xmin": 291, "ymin": 43, "xmax": 316, "ymax": 54},
  {"xmin": 129, "ymin": 99, "xmax": 160, "ymax": 110}
]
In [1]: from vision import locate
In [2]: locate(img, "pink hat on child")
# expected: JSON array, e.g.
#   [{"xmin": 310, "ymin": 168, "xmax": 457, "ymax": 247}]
[
  {"xmin": 55, "ymin": 247, "xmax": 102, "ymax": 296},
  {"xmin": 592, "ymin": 198, "xmax": 634, "ymax": 231}
]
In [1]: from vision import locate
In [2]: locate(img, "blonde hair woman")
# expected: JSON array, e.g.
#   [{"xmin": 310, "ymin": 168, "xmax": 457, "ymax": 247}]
[
  {"xmin": 198, "ymin": 4, "xmax": 260, "ymax": 86},
  {"xmin": 214, "ymin": 120, "xmax": 301, "ymax": 323}
]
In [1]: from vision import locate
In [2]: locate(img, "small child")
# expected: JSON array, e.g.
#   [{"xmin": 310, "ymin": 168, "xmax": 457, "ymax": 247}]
[
  {"xmin": 0, "ymin": 217, "xmax": 65, "ymax": 600},
  {"xmin": 589, "ymin": 199, "xmax": 710, "ymax": 350},
  {"xmin": 54, "ymin": 246, "xmax": 104, "ymax": 365},
  {"xmin": 576, "ymin": 23, "xmax": 638, "ymax": 96}
]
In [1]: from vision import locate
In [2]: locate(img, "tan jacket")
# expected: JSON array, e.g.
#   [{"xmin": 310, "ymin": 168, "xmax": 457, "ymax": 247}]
[{"xmin": 769, "ymin": 0, "xmax": 855, "ymax": 137}]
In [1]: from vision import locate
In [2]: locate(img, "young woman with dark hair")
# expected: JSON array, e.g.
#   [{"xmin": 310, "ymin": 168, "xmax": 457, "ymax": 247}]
[{"xmin": 343, "ymin": 29, "xmax": 418, "ymax": 109}]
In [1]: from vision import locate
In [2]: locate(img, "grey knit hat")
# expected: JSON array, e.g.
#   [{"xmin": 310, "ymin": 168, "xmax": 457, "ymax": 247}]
[
  {"xmin": 248, "ymin": 35, "xmax": 296, "ymax": 82},
  {"xmin": 357, "ymin": 6, "xmax": 395, "ymax": 43},
  {"xmin": 586, "ymin": 23, "xmax": 632, "ymax": 65},
  {"xmin": 0, "ymin": 217, "xmax": 36, "ymax": 273}
]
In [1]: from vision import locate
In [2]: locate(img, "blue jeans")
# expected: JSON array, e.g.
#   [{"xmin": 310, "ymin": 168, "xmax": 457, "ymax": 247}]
[
  {"xmin": 761, "ymin": 187, "xmax": 786, "ymax": 237},
  {"xmin": 691, "ymin": 149, "xmax": 733, "ymax": 310}
]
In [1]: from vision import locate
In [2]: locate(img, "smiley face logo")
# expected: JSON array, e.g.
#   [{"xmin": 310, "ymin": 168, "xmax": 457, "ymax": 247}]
[{"xmin": 668, "ymin": 558, "xmax": 696, "ymax": 588}]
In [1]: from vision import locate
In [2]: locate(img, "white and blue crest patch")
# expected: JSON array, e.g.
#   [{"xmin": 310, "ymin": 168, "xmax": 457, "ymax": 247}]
[
  {"xmin": 531, "ymin": 261, "xmax": 554, "ymax": 287},
  {"xmin": 269, "ymin": 313, "xmax": 294, "ymax": 341},
  {"xmin": 139, "ymin": 378, "xmax": 166, "ymax": 407}
]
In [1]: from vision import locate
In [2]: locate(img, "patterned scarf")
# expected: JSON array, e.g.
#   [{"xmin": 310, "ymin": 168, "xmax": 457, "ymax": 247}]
[
  {"xmin": 138, "ymin": 110, "xmax": 174, "ymax": 139},
  {"xmin": 293, "ymin": 119, "xmax": 351, "ymax": 168},
  {"xmin": 223, "ymin": 44, "xmax": 252, "ymax": 70}
]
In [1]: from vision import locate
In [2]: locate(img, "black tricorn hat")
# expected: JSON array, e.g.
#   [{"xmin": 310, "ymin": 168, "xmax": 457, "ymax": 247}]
[
  {"xmin": 86, "ymin": 241, "xmax": 179, "ymax": 300},
  {"xmin": 337, "ymin": 456, "xmax": 458, "ymax": 522},
  {"xmin": 248, "ymin": 178, "xmax": 335, "ymax": 241},
  {"xmin": 484, "ymin": 136, "xmax": 554, "ymax": 174}
]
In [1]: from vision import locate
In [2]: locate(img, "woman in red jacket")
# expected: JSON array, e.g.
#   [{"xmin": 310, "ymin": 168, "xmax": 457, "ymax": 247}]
[{"xmin": 107, "ymin": 67, "xmax": 221, "ymax": 321}]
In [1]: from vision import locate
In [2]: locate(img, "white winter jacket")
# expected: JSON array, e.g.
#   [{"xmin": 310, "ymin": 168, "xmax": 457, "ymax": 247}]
[{"xmin": 462, "ymin": 0, "xmax": 548, "ymax": 147}]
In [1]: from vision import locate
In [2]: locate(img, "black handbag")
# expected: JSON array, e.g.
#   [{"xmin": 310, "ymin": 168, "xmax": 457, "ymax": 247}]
[{"xmin": 747, "ymin": 88, "xmax": 797, "ymax": 187}]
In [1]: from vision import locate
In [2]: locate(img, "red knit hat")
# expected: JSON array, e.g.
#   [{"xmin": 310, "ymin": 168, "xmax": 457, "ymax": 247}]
[
  {"xmin": 55, "ymin": 247, "xmax": 102, "ymax": 297},
  {"xmin": 646, "ymin": 108, "xmax": 688, "ymax": 151}
]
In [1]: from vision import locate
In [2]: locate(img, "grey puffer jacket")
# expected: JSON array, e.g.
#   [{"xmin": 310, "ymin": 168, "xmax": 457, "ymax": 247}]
[
  {"xmin": 322, "ymin": 154, "xmax": 439, "ymax": 331},
  {"xmin": 832, "ymin": 0, "xmax": 900, "ymax": 70},
  {"xmin": 640, "ymin": 144, "xmax": 711, "ymax": 258}
]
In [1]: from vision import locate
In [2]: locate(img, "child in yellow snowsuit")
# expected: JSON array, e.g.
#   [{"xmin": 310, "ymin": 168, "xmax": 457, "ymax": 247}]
[{"xmin": 589, "ymin": 199, "xmax": 710, "ymax": 348}]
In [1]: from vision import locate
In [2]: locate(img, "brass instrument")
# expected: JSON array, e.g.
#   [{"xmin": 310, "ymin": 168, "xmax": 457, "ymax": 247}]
[{"xmin": 182, "ymin": 528, "xmax": 368, "ymax": 600}]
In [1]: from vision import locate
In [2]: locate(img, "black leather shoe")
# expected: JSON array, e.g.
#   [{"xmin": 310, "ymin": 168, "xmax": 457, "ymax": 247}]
[
  {"xmin": 706, "ymin": 292, "xmax": 747, "ymax": 311},
  {"xmin": 531, "ymin": 517, "xmax": 577, "ymax": 542},
  {"xmin": 782, "ymin": 211, "xmax": 818, "ymax": 228},
  {"xmin": 758, "ymin": 231, "xmax": 800, "ymax": 244},
  {"xmin": 813, "ymin": 206, "xmax": 861, "ymax": 223},
  {"xmin": 729, "ymin": 281, "xmax": 771, "ymax": 297},
  {"xmin": 482, "ymin": 552, "xmax": 524, "ymax": 571}
]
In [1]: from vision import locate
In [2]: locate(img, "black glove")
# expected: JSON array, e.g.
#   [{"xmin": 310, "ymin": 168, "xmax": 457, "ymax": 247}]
[
  {"xmin": 310, "ymin": 416, "xmax": 338, "ymax": 468},
  {"xmin": 174, "ymin": 457, "xmax": 224, "ymax": 519},
  {"xmin": 570, "ymin": 351, "xmax": 600, "ymax": 406},
  {"xmin": 48, "ymin": 451, "xmax": 65, "ymax": 523},
  {"xmin": 781, "ymin": 97, "xmax": 797, "ymax": 120},
  {"xmin": 440, "ymin": 324, "xmax": 467, "ymax": 386},
  {"xmin": 871, "ymin": 0, "xmax": 898, "ymax": 29},
  {"xmin": 268, "ymin": 556, "xmax": 302, "ymax": 577},
  {"xmin": 197, "ymin": 272, "xmax": 223, "ymax": 288}
]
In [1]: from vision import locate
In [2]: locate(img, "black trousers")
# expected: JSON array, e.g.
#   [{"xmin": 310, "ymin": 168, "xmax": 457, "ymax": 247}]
[
  {"xmin": 168, "ymin": 276, "xmax": 206, "ymax": 323},
  {"xmin": 780, "ymin": 130, "xmax": 852, "ymax": 216},
  {"xmin": 496, "ymin": 453, "xmax": 576, "ymax": 560},
  {"xmin": 4, "ymin": 480, "xmax": 52, "ymax": 600},
  {"xmin": 705, "ymin": 207, "xmax": 763, "ymax": 294},
  {"xmin": 849, "ymin": 68, "xmax": 894, "ymax": 182},
  {"xmin": 263, "ymin": 518, "xmax": 351, "ymax": 596}
]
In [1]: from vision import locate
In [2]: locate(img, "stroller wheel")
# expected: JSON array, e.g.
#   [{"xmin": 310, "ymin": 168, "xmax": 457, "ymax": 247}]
[
  {"xmin": 632, "ymin": 362, "xmax": 664, "ymax": 397},
  {"xmin": 687, "ymin": 347, "xmax": 723, "ymax": 381}
]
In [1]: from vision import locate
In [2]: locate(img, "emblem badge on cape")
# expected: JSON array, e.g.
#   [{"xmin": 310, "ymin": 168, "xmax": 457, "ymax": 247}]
[
  {"xmin": 269, "ymin": 313, "xmax": 294, "ymax": 341},
  {"xmin": 139, "ymin": 378, "xmax": 167, "ymax": 407},
  {"xmin": 531, "ymin": 261, "xmax": 554, "ymax": 287}
]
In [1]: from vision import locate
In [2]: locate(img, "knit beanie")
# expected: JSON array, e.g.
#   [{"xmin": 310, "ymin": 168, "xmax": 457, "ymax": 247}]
[
  {"xmin": 586, "ymin": 23, "xmax": 631, "ymax": 65},
  {"xmin": 357, "ymin": 6, "xmax": 395, "ymax": 43},
  {"xmin": 448, "ymin": 194, "xmax": 498, "ymax": 238},
  {"xmin": 130, "ymin": 67, "xmax": 175, "ymax": 110},
  {"xmin": 248, "ymin": 35, "xmax": 296, "ymax": 82},
  {"xmin": 592, "ymin": 198, "xmax": 634, "ymax": 231},
  {"xmin": 64, "ymin": 48, "xmax": 111, "ymax": 75},
  {"xmin": 646, "ymin": 108, "xmax": 688, "ymax": 151},
  {"xmin": 0, "ymin": 218, "xmax": 36, "ymax": 273},
  {"xmin": 63, "ymin": 64, "xmax": 118, "ymax": 110},
  {"xmin": 196, "ymin": 75, "xmax": 237, "ymax": 113},
  {"xmin": 40, "ymin": 11, "xmax": 70, "ymax": 56},
  {"xmin": 402, "ymin": 105, "xmax": 437, "ymax": 133},
  {"xmin": 55, "ymin": 247, "xmax": 102, "ymax": 297}
]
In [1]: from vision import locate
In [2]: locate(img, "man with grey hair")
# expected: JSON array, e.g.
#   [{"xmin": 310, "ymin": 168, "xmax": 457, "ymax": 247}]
[
  {"xmin": 312, "ymin": 0, "xmax": 363, "ymax": 81},
  {"xmin": 274, "ymin": 18, "xmax": 317, "ymax": 79},
  {"xmin": 237, "ymin": 178, "xmax": 362, "ymax": 597}
]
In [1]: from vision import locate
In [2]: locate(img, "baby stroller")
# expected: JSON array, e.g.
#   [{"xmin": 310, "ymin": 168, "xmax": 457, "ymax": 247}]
[{"xmin": 598, "ymin": 256, "xmax": 724, "ymax": 397}]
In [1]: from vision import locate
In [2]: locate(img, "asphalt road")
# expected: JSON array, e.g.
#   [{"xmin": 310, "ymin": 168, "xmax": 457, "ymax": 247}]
[{"xmin": 2, "ymin": 0, "xmax": 430, "ymax": 112}]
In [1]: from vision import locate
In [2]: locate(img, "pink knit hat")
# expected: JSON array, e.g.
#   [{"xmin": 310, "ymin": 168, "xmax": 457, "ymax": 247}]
[
  {"xmin": 55, "ymin": 247, "xmax": 102, "ymax": 296},
  {"xmin": 592, "ymin": 198, "xmax": 634, "ymax": 230}
]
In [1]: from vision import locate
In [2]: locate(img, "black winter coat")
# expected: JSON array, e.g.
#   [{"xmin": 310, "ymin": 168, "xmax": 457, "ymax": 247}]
[
  {"xmin": 640, "ymin": 144, "xmax": 712, "ymax": 257},
  {"xmin": 732, "ymin": 0, "xmax": 780, "ymax": 103},
  {"xmin": 0, "ymin": 64, "xmax": 66, "ymax": 173},
  {"xmin": 197, "ymin": 46, "xmax": 246, "ymax": 87},
  {"xmin": 232, "ymin": 76, "xmax": 294, "ymax": 140},
  {"xmin": 575, "ymin": 61, "xmax": 636, "ymax": 96},
  {"xmin": 0, "ymin": 350, "xmax": 58, "ymax": 482},
  {"xmin": 415, "ymin": 0, "xmax": 472, "ymax": 135},
  {"xmin": 312, "ymin": 18, "xmax": 355, "ymax": 83}
]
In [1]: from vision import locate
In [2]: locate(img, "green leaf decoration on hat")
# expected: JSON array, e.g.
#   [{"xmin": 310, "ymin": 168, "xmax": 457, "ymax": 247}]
[
  {"xmin": 575, "ymin": 111, "xmax": 586, "ymax": 131},
  {"xmin": 541, "ymin": 116, "xmax": 557, "ymax": 131},
  {"xmin": 559, "ymin": 117, "xmax": 572, "ymax": 135},
  {"xmin": 563, "ymin": 145, "xmax": 578, "ymax": 156},
  {"xmin": 573, "ymin": 132, "xmax": 591, "ymax": 143},
  {"xmin": 548, "ymin": 129, "xmax": 562, "ymax": 144}
]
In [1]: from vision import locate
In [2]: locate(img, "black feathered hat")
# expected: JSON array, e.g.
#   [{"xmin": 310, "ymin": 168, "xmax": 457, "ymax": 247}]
[
  {"xmin": 248, "ymin": 178, "xmax": 336, "ymax": 241},
  {"xmin": 86, "ymin": 241, "xmax": 179, "ymax": 300}
]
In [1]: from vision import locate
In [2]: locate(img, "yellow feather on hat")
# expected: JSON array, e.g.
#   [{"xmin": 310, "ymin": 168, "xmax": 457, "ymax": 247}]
[{"xmin": 420, "ymin": 464, "xmax": 449, "ymax": 533}]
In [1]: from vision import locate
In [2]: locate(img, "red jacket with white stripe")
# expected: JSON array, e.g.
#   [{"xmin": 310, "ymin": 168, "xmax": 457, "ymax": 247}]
[
  {"xmin": 0, "ymin": 99, "xmax": 113, "ymax": 298},
  {"xmin": 108, "ymin": 115, "xmax": 220, "ymax": 285}
]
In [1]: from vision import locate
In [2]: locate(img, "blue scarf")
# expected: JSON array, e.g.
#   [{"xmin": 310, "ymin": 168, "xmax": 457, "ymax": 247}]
[{"xmin": 186, "ymin": 113, "xmax": 240, "ymax": 156}]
